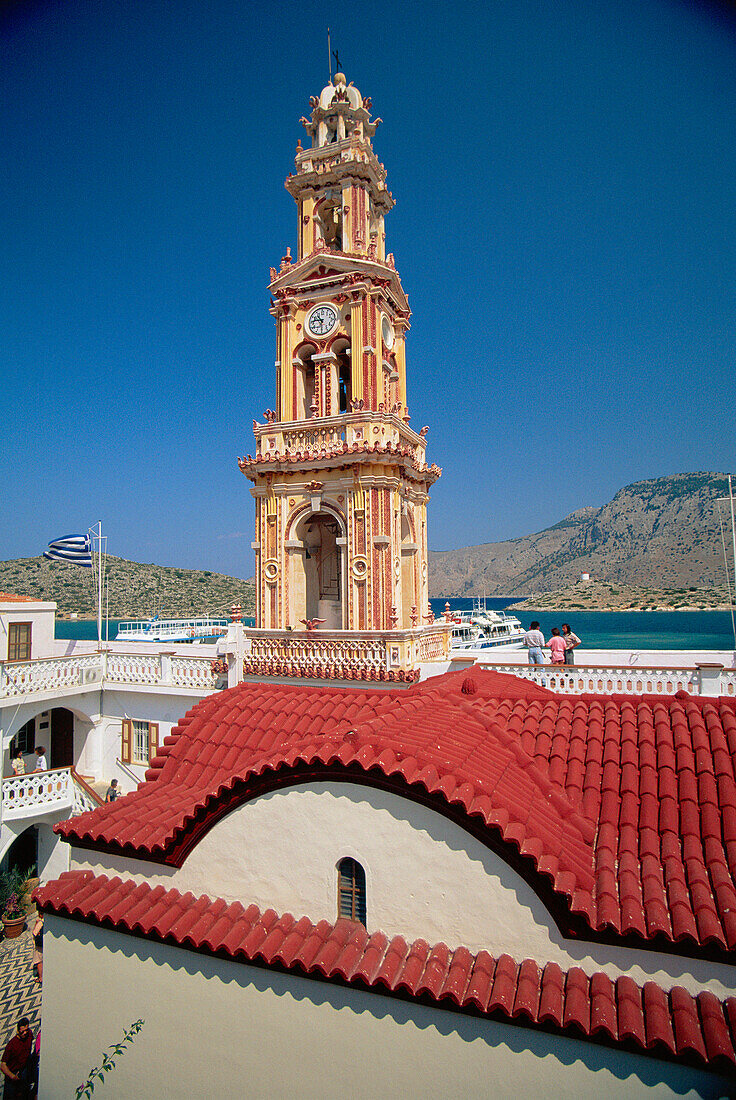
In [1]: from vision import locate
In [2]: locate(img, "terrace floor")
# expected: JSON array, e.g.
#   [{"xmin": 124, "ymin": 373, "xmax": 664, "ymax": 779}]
[{"xmin": 0, "ymin": 917, "xmax": 42, "ymax": 1056}]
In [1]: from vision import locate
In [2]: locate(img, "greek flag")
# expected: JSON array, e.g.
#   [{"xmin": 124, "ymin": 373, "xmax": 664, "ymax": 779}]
[{"xmin": 44, "ymin": 534, "xmax": 93, "ymax": 567}]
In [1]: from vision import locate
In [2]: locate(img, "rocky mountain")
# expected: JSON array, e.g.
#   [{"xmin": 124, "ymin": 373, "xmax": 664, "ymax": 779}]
[
  {"xmin": 0, "ymin": 556, "xmax": 256, "ymax": 619},
  {"xmin": 429, "ymin": 472, "xmax": 733, "ymax": 597}
]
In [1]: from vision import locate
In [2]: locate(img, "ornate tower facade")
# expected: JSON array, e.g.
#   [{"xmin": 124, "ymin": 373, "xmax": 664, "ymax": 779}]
[{"xmin": 239, "ymin": 74, "xmax": 448, "ymax": 680}]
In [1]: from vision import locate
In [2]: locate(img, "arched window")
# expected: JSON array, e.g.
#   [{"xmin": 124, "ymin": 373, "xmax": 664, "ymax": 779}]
[
  {"xmin": 316, "ymin": 192, "xmax": 343, "ymax": 251},
  {"xmin": 337, "ymin": 857, "xmax": 366, "ymax": 925}
]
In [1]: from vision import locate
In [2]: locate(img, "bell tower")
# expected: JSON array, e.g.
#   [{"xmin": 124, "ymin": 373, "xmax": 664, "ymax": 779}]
[{"xmin": 239, "ymin": 74, "xmax": 448, "ymax": 681}]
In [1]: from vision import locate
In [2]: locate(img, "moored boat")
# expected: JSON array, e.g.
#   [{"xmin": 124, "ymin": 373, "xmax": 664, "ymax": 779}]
[
  {"xmin": 115, "ymin": 617, "xmax": 228, "ymax": 643},
  {"xmin": 448, "ymin": 599, "xmax": 525, "ymax": 651}
]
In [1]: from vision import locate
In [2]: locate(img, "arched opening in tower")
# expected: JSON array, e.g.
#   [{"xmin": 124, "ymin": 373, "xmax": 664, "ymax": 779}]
[
  {"xmin": 400, "ymin": 510, "xmax": 416, "ymax": 628},
  {"xmin": 296, "ymin": 346, "xmax": 317, "ymax": 419},
  {"xmin": 316, "ymin": 192, "xmax": 343, "ymax": 251},
  {"xmin": 292, "ymin": 511, "xmax": 344, "ymax": 629},
  {"xmin": 334, "ymin": 339, "xmax": 352, "ymax": 413}
]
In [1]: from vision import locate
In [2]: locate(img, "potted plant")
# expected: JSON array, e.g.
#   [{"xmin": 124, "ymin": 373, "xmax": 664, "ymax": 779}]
[
  {"xmin": 2, "ymin": 891, "xmax": 26, "ymax": 939},
  {"xmin": 0, "ymin": 867, "xmax": 28, "ymax": 939}
]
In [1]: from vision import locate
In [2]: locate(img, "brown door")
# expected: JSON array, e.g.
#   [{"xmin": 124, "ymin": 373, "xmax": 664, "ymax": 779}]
[{"xmin": 50, "ymin": 709, "xmax": 74, "ymax": 768}]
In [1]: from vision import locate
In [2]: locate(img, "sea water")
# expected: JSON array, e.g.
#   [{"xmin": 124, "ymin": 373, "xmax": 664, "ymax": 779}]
[
  {"xmin": 54, "ymin": 606, "xmax": 735, "ymax": 651},
  {"xmin": 429, "ymin": 599, "xmax": 735, "ymax": 651}
]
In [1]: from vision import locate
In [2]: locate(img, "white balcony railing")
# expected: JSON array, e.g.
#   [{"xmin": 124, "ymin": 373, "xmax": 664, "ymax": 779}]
[
  {"xmin": 2, "ymin": 767, "xmax": 102, "ymax": 822},
  {"xmin": 1, "ymin": 645, "xmax": 732, "ymax": 702},
  {"xmin": 0, "ymin": 651, "xmax": 221, "ymax": 701},
  {"xmin": 475, "ymin": 661, "xmax": 736, "ymax": 698},
  {"xmin": 0, "ymin": 654, "xmax": 104, "ymax": 698}
]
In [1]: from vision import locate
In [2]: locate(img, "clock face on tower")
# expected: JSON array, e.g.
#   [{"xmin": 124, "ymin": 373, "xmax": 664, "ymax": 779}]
[{"xmin": 307, "ymin": 303, "xmax": 338, "ymax": 338}]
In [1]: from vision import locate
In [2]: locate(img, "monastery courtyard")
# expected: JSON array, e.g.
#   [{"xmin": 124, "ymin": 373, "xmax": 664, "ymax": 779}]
[{"xmin": 0, "ymin": 919, "xmax": 41, "ymax": 1054}]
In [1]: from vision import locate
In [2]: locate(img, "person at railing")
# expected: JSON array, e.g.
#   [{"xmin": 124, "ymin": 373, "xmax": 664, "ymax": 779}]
[
  {"xmin": 10, "ymin": 748, "xmax": 25, "ymax": 777},
  {"xmin": 33, "ymin": 746, "xmax": 47, "ymax": 772},
  {"xmin": 105, "ymin": 778, "xmax": 120, "ymax": 803},
  {"xmin": 523, "ymin": 621, "xmax": 545, "ymax": 665},
  {"xmin": 547, "ymin": 628, "xmax": 566, "ymax": 664},
  {"xmin": 562, "ymin": 623, "xmax": 581, "ymax": 665}
]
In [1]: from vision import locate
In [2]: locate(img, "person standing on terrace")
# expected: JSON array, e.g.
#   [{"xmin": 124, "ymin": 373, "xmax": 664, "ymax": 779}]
[
  {"xmin": 547, "ymin": 627, "xmax": 566, "ymax": 664},
  {"xmin": 523, "ymin": 621, "xmax": 545, "ymax": 665},
  {"xmin": 33, "ymin": 747, "xmax": 47, "ymax": 772},
  {"xmin": 562, "ymin": 623, "xmax": 581, "ymax": 665},
  {"xmin": 1, "ymin": 1017, "xmax": 35, "ymax": 1098}
]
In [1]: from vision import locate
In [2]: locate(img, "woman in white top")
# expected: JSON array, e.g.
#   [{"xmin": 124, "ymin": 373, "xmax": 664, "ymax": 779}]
[
  {"xmin": 33, "ymin": 746, "xmax": 47, "ymax": 771},
  {"xmin": 561, "ymin": 623, "xmax": 581, "ymax": 665}
]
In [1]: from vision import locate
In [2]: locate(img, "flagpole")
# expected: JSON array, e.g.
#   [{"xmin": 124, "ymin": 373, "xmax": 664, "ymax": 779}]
[
  {"xmin": 92, "ymin": 521, "xmax": 103, "ymax": 648},
  {"xmin": 726, "ymin": 477, "xmax": 730, "ymax": 646}
]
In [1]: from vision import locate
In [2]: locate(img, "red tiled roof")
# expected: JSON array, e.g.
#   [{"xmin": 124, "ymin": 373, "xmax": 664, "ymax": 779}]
[
  {"xmin": 0, "ymin": 592, "xmax": 36, "ymax": 602},
  {"xmin": 56, "ymin": 669, "xmax": 736, "ymax": 957},
  {"xmin": 35, "ymin": 871, "xmax": 736, "ymax": 1074}
]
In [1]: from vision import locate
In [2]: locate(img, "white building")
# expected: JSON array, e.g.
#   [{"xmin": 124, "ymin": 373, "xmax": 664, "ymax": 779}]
[{"xmin": 0, "ymin": 593, "xmax": 224, "ymax": 880}]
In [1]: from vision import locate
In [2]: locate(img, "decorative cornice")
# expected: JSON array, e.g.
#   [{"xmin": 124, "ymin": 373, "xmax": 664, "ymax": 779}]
[{"xmin": 242, "ymin": 658, "xmax": 420, "ymax": 682}]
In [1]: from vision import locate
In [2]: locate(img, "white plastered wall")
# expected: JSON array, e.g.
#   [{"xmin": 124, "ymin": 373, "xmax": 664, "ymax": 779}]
[
  {"xmin": 0, "ymin": 602, "xmax": 56, "ymax": 662},
  {"xmin": 77, "ymin": 689, "xmax": 196, "ymax": 792},
  {"xmin": 71, "ymin": 781, "xmax": 736, "ymax": 999},
  {"xmin": 39, "ymin": 916, "xmax": 730, "ymax": 1100}
]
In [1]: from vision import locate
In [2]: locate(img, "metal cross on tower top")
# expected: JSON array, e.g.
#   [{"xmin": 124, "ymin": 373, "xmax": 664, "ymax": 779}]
[{"xmin": 327, "ymin": 28, "xmax": 342, "ymax": 81}]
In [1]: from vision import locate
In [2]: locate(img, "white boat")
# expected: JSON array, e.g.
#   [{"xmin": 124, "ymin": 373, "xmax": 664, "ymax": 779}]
[
  {"xmin": 115, "ymin": 617, "xmax": 229, "ymax": 643},
  {"xmin": 449, "ymin": 599, "xmax": 525, "ymax": 652}
]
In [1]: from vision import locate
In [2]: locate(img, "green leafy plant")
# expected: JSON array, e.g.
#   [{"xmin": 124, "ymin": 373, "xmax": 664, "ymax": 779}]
[
  {"xmin": 0, "ymin": 866, "xmax": 29, "ymax": 916},
  {"xmin": 75, "ymin": 1019, "xmax": 145, "ymax": 1098}
]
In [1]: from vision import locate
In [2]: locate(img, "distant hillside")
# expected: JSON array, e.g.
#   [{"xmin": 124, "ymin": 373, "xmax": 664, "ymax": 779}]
[
  {"xmin": 0, "ymin": 556, "xmax": 256, "ymax": 619},
  {"xmin": 429, "ymin": 472, "xmax": 733, "ymax": 597}
]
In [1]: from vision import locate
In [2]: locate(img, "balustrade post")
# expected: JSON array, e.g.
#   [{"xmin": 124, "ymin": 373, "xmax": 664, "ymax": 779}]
[
  {"xmin": 227, "ymin": 621, "xmax": 245, "ymax": 688},
  {"xmin": 160, "ymin": 651, "xmax": 174, "ymax": 685},
  {"xmin": 696, "ymin": 663, "xmax": 724, "ymax": 697}
]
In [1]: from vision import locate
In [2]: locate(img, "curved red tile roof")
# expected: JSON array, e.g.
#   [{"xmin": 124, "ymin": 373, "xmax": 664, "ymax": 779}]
[
  {"xmin": 56, "ymin": 669, "xmax": 736, "ymax": 958},
  {"xmin": 34, "ymin": 871, "xmax": 736, "ymax": 1075}
]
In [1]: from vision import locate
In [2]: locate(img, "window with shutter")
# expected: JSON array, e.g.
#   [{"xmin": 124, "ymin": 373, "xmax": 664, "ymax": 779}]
[
  {"xmin": 121, "ymin": 720, "xmax": 132, "ymax": 764},
  {"xmin": 8, "ymin": 623, "xmax": 32, "ymax": 661},
  {"xmin": 15, "ymin": 718, "xmax": 35, "ymax": 755},
  {"xmin": 337, "ymin": 858, "xmax": 366, "ymax": 925},
  {"xmin": 132, "ymin": 720, "xmax": 150, "ymax": 765},
  {"xmin": 148, "ymin": 722, "xmax": 159, "ymax": 762}
]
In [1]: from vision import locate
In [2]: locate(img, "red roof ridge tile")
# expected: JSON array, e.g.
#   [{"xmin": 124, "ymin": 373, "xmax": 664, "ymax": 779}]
[{"xmin": 34, "ymin": 871, "xmax": 736, "ymax": 1075}]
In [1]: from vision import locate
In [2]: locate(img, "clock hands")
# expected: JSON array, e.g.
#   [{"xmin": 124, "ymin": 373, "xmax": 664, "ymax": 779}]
[{"xmin": 308, "ymin": 305, "xmax": 337, "ymax": 336}]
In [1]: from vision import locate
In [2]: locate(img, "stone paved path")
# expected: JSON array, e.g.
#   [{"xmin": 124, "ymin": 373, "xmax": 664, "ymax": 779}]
[{"xmin": 0, "ymin": 920, "xmax": 42, "ymax": 1051}]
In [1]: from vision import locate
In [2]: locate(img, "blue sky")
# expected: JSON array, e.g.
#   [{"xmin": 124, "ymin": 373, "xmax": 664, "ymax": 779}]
[{"xmin": 3, "ymin": 0, "xmax": 735, "ymax": 577}]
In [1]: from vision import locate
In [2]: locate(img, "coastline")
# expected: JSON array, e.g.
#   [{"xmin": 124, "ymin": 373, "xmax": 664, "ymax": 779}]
[
  {"xmin": 510, "ymin": 604, "xmax": 733, "ymax": 613},
  {"xmin": 504, "ymin": 580, "xmax": 734, "ymax": 614}
]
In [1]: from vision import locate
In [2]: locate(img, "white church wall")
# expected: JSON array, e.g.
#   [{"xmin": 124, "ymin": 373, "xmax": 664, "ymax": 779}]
[
  {"xmin": 37, "ymin": 819, "xmax": 70, "ymax": 881},
  {"xmin": 70, "ymin": 781, "xmax": 736, "ymax": 999},
  {"xmin": 39, "ymin": 915, "xmax": 729, "ymax": 1100}
]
